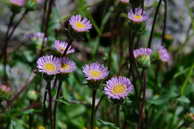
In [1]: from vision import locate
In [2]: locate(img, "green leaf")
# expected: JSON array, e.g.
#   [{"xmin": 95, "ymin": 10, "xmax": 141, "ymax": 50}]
[
  {"xmin": 177, "ymin": 96, "xmax": 190, "ymax": 104},
  {"xmin": 98, "ymin": 120, "xmax": 119, "ymax": 129}
]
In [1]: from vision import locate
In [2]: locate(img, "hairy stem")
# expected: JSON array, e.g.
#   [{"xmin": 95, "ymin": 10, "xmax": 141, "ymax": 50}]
[
  {"xmin": 39, "ymin": 0, "xmax": 55, "ymax": 55},
  {"xmin": 91, "ymin": 89, "xmax": 97, "ymax": 129},
  {"xmin": 47, "ymin": 80, "xmax": 53, "ymax": 129},
  {"xmin": 53, "ymin": 79, "xmax": 63, "ymax": 129},
  {"xmin": 138, "ymin": 70, "xmax": 147, "ymax": 129}
]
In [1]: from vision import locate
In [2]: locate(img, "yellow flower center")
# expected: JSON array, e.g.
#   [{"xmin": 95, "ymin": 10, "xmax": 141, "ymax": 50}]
[
  {"xmin": 61, "ymin": 63, "xmax": 70, "ymax": 71},
  {"xmin": 75, "ymin": 22, "xmax": 86, "ymax": 29},
  {"xmin": 37, "ymin": 125, "xmax": 46, "ymax": 129},
  {"xmin": 112, "ymin": 84, "xmax": 126, "ymax": 95},
  {"xmin": 134, "ymin": 15, "xmax": 143, "ymax": 20},
  {"xmin": 43, "ymin": 63, "xmax": 56, "ymax": 72},
  {"xmin": 89, "ymin": 70, "xmax": 102, "ymax": 79},
  {"xmin": 59, "ymin": 47, "xmax": 65, "ymax": 52}
]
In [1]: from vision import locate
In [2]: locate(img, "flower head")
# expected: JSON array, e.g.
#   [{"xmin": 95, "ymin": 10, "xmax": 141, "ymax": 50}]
[
  {"xmin": 54, "ymin": 40, "xmax": 75, "ymax": 55},
  {"xmin": 60, "ymin": 58, "xmax": 76, "ymax": 74},
  {"xmin": 133, "ymin": 48, "xmax": 152, "ymax": 58},
  {"xmin": 26, "ymin": 32, "xmax": 47, "ymax": 43},
  {"xmin": 37, "ymin": 55, "xmax": 60, "ymax": 75},
  {"xmin": 133, "ymin": 48, "xmax": 152, "ymax": 67},
  {"xmin": 157, "ymin": 46, "xmax": 171, "ymax": 62},
  {"xmin": 104, "ymin": 76, "xmax": 133, "ymax": 100},
  {"xmin": 83, "ymin": 63, "xmax": 109, "ymax": 81},
  {"xmin": 0, "ymin": 85, "xmax": 11, "ymax": 94},
  {"xmin": 69, "ymin": 15, "xmax": 92, "ymax": 32},
  {"xmin": 128, "ymin": 8, "xmax": 148, "ymax": 23},
  {"xmin": 120, "ymin": 0, "xmax": 129, "ymax": 4},
  {"xmin": 0, "ymin": 85, "xmax": 12, "ymax": 99},
  {"xmin": 10, "ymin": 0, "xmax": 25, "ymax": 6}
]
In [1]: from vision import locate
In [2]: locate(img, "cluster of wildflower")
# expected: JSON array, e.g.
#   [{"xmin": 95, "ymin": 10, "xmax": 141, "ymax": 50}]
[
  {"xmin": 133, "ymin": 46, "xmax": 171, "ymax": 67},
  {"xmin": 36, "ymin": 15, "xmax": 92, "ymax": 76},
  {"xmin": 82, "ymin": 63, "xmax": 133, "ymax": 100},
  {"xmin": 37, "ymin": 43, "xmax": 76, "ymax": 75}
]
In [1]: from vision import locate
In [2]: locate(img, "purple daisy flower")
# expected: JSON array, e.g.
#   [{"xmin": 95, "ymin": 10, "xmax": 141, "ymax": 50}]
[
  {"xmin": 128, "ymin": 8, "xmax": 148, "ymax": 23},
  {"xmin": 69, "ymin": 15, "xmax": 92, "ymax": 32},
  {"xmin": 120, "ymin": 0, "xmax": 129, "ymax": 4},
  {"xmin": 83, "ymin": 63, "xmax": 109, "ymax": 81},
  {"xmin": 54, "ymin": 40, "xmax": 75, "ymax": 55},
  {"xmin": 10, "ymin": 0, "xmax": 25, "ymax": 6},
  {"xmin": 104, "ymin": 76, "xmax": 133, "ymax": 100},
  {"xmin": 133, "ymin": 48, "xmax": 152, "ymax": 58},
  {"xmin": 37, "ymin": 55, "xmax": 60, "ymax": 75},
  {"xmin": 26, "ymin": 32, "xmax": 47, "ymax": 42},
  {"xmin": 158, "ymin": 46, "xmax": 171, "ymax": 62},
  {"xmin": 60, "ymin": 58, "xmax": 76, "ymax": 74}
]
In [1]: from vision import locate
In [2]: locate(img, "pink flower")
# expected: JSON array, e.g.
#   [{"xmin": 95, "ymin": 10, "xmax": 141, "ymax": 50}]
[{"xmin": 10, "ymin": 0, "xmax": 25, "ymax": 6}]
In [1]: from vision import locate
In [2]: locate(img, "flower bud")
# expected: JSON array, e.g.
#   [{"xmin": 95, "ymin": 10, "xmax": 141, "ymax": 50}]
[
  {"xmin": 137, "ymin": 55, "xmax": 151, "ymax": 68},
  {"xmin": 27, "ymin": 90, "xmax": 38, "ymax": 101},
  {"xmin": 152, "ymin": 46, "xmax": 171, "ymax": 63},
  {"xmin": 133, "ymin": 48, "xmax": 152, "ymax": 68},
  {"xmin": 0, "ymin": 85, "xmax": 12, "ymax": 100}
]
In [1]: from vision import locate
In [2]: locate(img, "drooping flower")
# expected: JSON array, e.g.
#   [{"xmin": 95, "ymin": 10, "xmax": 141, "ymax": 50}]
[
  {"xmin": 157, "ymin": 46, "xmax": 171, "ymax": 62},
  {"xmin": 104, "ymin": 76, "xmax": 133, "ymax": 100},
  {"xmin": 10, "ymin": 0, "xmax": 25, "ymax": 6},
  {"xmin": 54, "ymin": 40, "xmax": 75, "ymax": 55},
  {"xmin": 120, "ymin": 0, "xmax": 129, "ymax": 4},
  {"xmin": 37, "ymin": 55, "xmax": 60, "ymax": 75},
  {"xmin": 83, "ymin": 63, "xmax": 109, "ymax": 81},
  {"xmin": 133, "ymin": 48, "xmax": 152, "ymax": 58},
  {"xmin": 60, "ymin": 58, "xmax": 76, "ymax": 74},
  {"xmin": 69, "ymin": 15, "xmax": 92, "ymax": 32},
  {"xmin": 128, "ymin": 8, "xmax": 148, "ymax": 23}
]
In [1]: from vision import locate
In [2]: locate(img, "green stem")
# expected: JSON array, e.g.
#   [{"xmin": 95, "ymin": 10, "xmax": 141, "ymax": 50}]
[
  {"xmin": 116, "ymin": 104, "xmax": 120, "ymax": 127},
  {"xmin": 53, "ymin": 79, "xmax": 63, "ymax": 129},
  {"xmin": 91, "ymin": 89, "xmax": 97, "ymax": 129},
  {"xmin": 2, "ymin": 12, "xmax": 16, "ymax": 83},
  {"xmin": 46, "ymin": 79, "xmax": 53, "ymax": 129}
]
